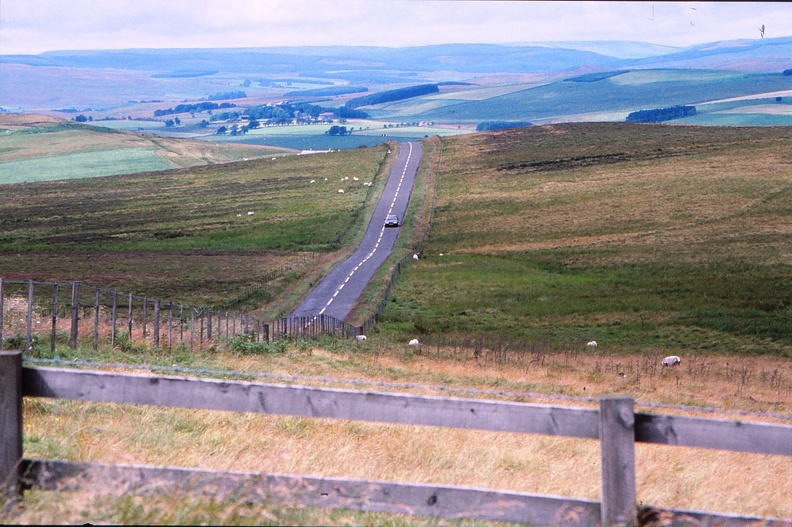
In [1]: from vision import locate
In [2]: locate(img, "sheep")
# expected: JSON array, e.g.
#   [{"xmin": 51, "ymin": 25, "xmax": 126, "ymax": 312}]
[
  {"xmin": 247, "ymin": 211, "xmax": 254, "ymax": 216},
  {"xmin": 412, "ymin": 254, "xmax": 419, "ymax": 261},
  {"xmin": 408, "ymin": 338, "xmax": 420, "ymax": 346},
  {"xmin": 310, "ymin": 179, "xmax": 316, "ymax": 184},
  {"xmin": 586, "ymin": 340, "xmax": 597, "ymax": 348},
  {"xmin": 353, "ymin": 177, "xmax": 359, "ymax": 181},
  {"xmin": 338, "ymin": 189, "xmax": 345, "ymax": 194},
  {"xmin": 662, "ymin": 355, "xmax": 681, "ymax": 367},
  {"xmin": 355, "ymin": 335, "xmax": 367, "ymax": 341}
]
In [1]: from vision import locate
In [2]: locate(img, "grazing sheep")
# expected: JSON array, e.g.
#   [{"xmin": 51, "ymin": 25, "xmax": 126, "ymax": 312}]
[
  {"xmin": 662, "ymin": 355, "xmax": 681, "ymax": 367},
  {"xmin": 310, "ymin": 180, "xmax": 316, "ymax": 183},
  {"xmin": 356, "ymin": 335, "xmax": 367, "ymax": 341},
  {"xmin": 338, "ymin": 189, "xmax": 345, "ymax": 194},
  {"xmin": 412, "ymin": 254, "xmax": 419, "ymax": 261},
  {"xmin": 586, "ymin": 340, "xmax": 597, "ymax": 348},
  {"xmin": 247, "ymin": 211, "xmax": 254, "ymax": 216},
  {"xmin": 353, "ymin": 177, "xmax": 359, "ymax": 181},
  {"xmin": 408, "ymin": 339, "xmax": 420, "ymax": 346},
  {"xmin": 236, "ymin": 214, "xmax": 242, "ymax": 217},
  {"xmin": 324, "ymin": 178, "xmax": 328, "ymax": 181}
]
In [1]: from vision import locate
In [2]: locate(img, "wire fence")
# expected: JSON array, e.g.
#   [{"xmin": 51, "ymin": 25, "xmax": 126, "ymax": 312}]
[
  {"xmin": 0, "ymin": 279, "xmax": 270, "ymax": 354},
  {"xmin": 358, "ymin": 137, "xmax": 442, "ymax": 335}
]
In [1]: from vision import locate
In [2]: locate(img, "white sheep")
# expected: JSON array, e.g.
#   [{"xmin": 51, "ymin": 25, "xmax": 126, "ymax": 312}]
[
  {"xmin": 356, "ymin": 335, "xmax": 367, "ymax": 341},
  {"xmin": 338, "ymin": 189, "xmax": 345, "ymax": 194},
  {"xmin": 310, "ymin": 179, "xmax": 316, "ymax": 184},
  {"xmin": 412, "ymin": 254, "xmax": 419, "ymax": 261},
  {"xmin": 586, "ymin": 340, "xmax": 597, "ymax": 348},
  {"xmin": 247, "ymin": 211, "xmax": 254, "ymax": 216},
  {"xmin": 662, "ymin": 355, "xmax": 681, "ymax": 367},
  {"xmin": 408, "ymin": 338, "xmax": 420, "ymax": 346}
]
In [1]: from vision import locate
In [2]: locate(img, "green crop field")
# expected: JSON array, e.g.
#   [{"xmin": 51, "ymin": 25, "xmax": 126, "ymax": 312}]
[{"xmin": 0, "ymin": 147, "xmax": 172, "ymax": 183}]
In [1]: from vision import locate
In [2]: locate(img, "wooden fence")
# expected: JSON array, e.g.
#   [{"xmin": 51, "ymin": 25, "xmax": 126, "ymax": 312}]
[{"xmin": 2, "ymin": 351, "xmax": 790, "ymax": 526}]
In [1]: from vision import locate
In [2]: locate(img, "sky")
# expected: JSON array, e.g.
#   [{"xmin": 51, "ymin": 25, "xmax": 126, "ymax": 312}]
[{"xmin": 0, "ymin": 1, "xmax": 790, "ymax": 55}]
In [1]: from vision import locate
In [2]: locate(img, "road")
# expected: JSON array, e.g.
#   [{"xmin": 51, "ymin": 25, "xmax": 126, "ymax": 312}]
[{"xmin": 291, "ymin": 141, "xmax": 423, "ymax": 320}]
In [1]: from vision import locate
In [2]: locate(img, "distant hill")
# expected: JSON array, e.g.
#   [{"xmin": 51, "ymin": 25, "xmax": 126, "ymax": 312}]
[{"xmin": 2, "ymin": 37, "xmax": 791, "ymax": 145}]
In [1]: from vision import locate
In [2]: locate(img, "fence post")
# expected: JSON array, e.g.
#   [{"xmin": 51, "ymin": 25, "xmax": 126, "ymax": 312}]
[
  {"xmin": 142, "ymin": 297, "xmax": 148, "ymax": 341},
  {"xmin": 127, "ymin": 293, "xmax": 133, "ymax": 340},
  {"xmin": 153, "ymin": 300, "xmax": 160, "ymax": 349},
  {"xmin": 69, "ymin": 282, "xmax": 81, "ymax": 349},
  {"xmin": 25, "ymin": 281, "xmax": 33, "ymax": 353},
  {"xmin": 51, "ymin": 283, "xmax": 58, "ymax": 354},
  {"xmin": 93, "ymin": 287, "xmax": 100, "ymax": 351},
  {"xmin": 111, "ymin": 291, "xmax": 117, "ymax": 347},
  {"xmin": 599, "ymin": 396, "xmax": 637, "ymax": 527},
  {"xmin": 0, "ymin": 278, "xmax": 4, "ymax": 352},
  {"xmin": 0, "ymin": 351, "xmax": 23, "ymax": 503}
]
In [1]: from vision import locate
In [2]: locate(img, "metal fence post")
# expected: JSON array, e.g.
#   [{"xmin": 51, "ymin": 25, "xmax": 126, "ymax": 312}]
[
  {"xmin": 0, "ymin": 351, "xmax": 23, "ymax": 503},
  {"xmin": 600, "ymin": 396, "xmax": 637, "ymax": 527}
]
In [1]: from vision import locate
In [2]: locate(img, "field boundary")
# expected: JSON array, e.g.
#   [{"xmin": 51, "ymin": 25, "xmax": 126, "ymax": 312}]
[{"xmin": 2, "ymin": 352, "xmax": 790, "ymax": 526}]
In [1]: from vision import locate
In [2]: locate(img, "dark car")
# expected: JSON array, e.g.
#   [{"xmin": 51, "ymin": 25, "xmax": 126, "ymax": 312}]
[{"xmin": 385, "ymin": 214, "xmax": 400, "ymax": 227}]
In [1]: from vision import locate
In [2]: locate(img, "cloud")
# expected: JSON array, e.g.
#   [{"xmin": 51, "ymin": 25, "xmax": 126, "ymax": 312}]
[{"xmin": 1, "ymin": 0, "xmax": 790, "ymax": 55}]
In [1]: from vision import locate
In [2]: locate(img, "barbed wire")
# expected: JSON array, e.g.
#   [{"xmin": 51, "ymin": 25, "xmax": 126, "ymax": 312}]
[{"xmin": 23, "ymin": 357, "xmax": 792, "ymax": 422}]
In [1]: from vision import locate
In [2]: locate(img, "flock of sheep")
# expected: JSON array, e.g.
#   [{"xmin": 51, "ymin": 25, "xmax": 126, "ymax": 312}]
[
  {"xmin": 355, "ymin": 335, "xmax": 682, "ymax": 368},
  {"xmin": 304, "ymin": 176, "xmax": 374, "ymax": 194}
]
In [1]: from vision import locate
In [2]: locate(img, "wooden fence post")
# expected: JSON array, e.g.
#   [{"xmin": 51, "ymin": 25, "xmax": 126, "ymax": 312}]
[
  {"xmin": 127, "ymin": 293, "xmax": 133, "ymax": 339},
  {"xmin": 25, "ymin": 281, "xmax": 33, "ymax": 353},
  {"xmin": 93, "ymin": 287, "xmax": 100, "ymax": 351},
  {"xmin": 0, "ymin": 351, "xmax": 23, "ymax": 503},
  {"xmin": 599, "ymin": 396, "xmax": 637, "ymax": 527},
  {"xmin": 111, "ymin": 291, "xmax": 117, "ymax": 347},
  {"xmin": 50, "ymin": 283, "xmax": 58, "ymax": 354},
  {"xmin": 69, "ymin": 282, "xmax": 81, "ymax": 349},
  {"xmin": 0, "ymin": 278, "xmax": 4, "ymax": 352},
  {"xmin": 153, "ymin": 300, "xmax": 160, "ymax": 349},
  {"xmin": 142, "ymin": 297, "xmax": 148, "ymax": 341}
]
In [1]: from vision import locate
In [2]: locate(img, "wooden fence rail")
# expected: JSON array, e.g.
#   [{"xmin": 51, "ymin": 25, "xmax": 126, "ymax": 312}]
[{"xmin": 2, "ymin": 352, "xmax": 790, "ymax": 526}]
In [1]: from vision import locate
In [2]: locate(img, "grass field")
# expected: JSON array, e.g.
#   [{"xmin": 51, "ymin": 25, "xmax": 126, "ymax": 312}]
[
  {"xmin": 0, "ymin": 114, "xmax": 293, "ymax": 183},
  {"xmin": 378, "ymin": 123, "xmax": 792, "ymax": 359},
  {"xmin": 2, "ymin": 122, "xmax": 792, "ymax": 524},
  {"xmin": 0, "ymin": 139, "xmax": 392, "ymax": 313}
]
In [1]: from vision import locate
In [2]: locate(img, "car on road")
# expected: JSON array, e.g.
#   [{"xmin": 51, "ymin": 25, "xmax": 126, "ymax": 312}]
[{"xmin": 385, "ymin": 214, "xmax": 400, "ymax": 227}]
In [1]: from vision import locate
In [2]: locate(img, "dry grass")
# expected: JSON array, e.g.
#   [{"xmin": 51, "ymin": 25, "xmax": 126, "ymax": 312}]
[{"xmin": 13, "ymin": 342, "xmax": 792, "ymax": 523}]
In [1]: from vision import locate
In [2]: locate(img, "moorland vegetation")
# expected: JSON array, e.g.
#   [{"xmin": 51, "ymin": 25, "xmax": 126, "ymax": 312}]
[{"xmin": 2, "ymin": 120, "xmax": 791, "ymax": 524}]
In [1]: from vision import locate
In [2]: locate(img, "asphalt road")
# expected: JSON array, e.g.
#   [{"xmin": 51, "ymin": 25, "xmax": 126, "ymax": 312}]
[{"xmin": 291, "ymin": 141, "xmax": 423, "ymax": 320}]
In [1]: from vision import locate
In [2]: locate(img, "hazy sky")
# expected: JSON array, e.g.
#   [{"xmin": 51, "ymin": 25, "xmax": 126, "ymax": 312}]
[{"xmin": 0, "ymin": 1, "xmax": 789, "ymax": 55}]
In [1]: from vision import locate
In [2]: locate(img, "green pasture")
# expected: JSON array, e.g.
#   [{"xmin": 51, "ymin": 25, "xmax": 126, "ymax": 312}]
[
  {"xmin": 378, "ymin": 123, "xmax": 792, "ymax": 357},
  {"xmin": 0, "ymin": 147, "xmax": 172, "ymax": 183},
  {"xmin": 372, "ymin": 70, "xmax": 792, "ymax": 124},
  {"xmin": 0, "ymin": 145, "xmax": 389, "ymax": 252},
  {"xmin": 205, "ymin": 122, "xmax": 469, "ymax": 150}
]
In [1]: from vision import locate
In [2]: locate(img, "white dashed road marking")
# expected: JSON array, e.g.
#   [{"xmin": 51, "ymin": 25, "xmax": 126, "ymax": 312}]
[{"xmin": 319, "ymin": 143, "xmax": 414, "ymax": 315}]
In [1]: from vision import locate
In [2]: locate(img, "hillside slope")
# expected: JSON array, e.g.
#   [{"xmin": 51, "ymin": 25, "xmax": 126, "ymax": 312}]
[{"xmin": 0, "ymin": 114, "xmax": 294, "ymax": 183}]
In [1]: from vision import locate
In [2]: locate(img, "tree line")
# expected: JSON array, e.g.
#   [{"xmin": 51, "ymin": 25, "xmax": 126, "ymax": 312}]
[
  {"xmin": 344, "ymin": 84, "xmax": 439, "ymax": 110},
  {"xmin": 626, "ymin": 105, "xmax": 697, "ymax": 123}
]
